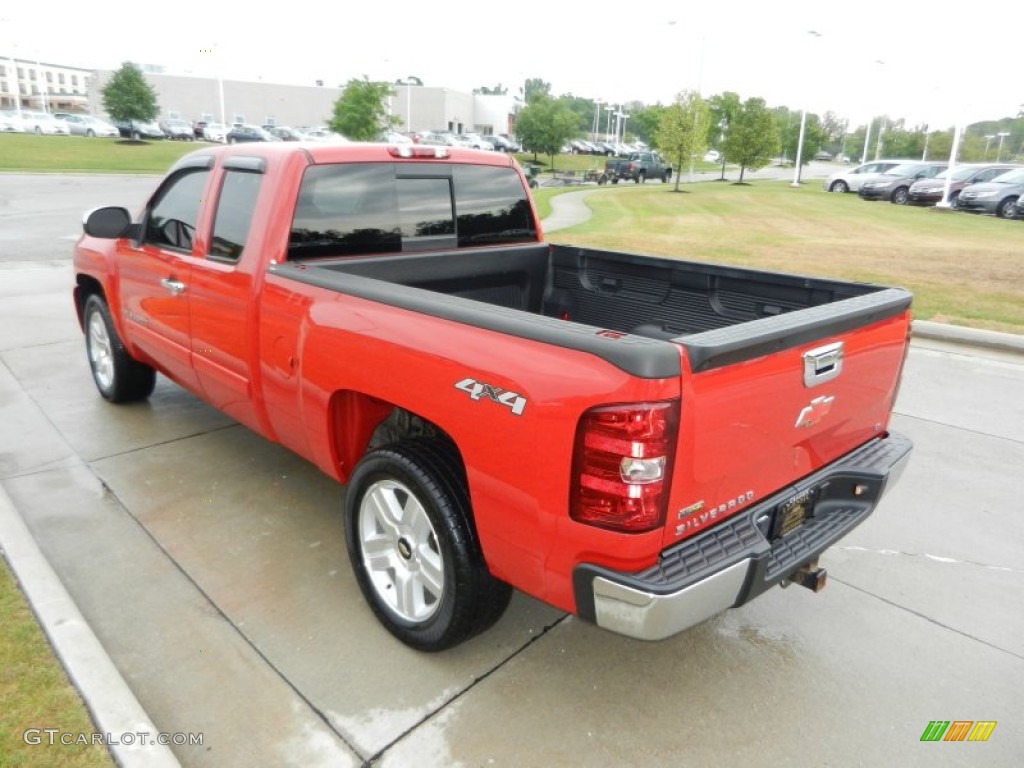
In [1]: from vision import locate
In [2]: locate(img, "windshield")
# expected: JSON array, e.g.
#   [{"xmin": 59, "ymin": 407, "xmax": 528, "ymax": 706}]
[
  {"xmin": 936, "ymin": 166, "xmax": 980, "ymax": 181},
  {"xmin": 991, "ymin": 169, "xmax": 1024, "ymax": 183},
  {"xmin": 885, "ymin": 163, "xmax": 924, "ymax": 176}
]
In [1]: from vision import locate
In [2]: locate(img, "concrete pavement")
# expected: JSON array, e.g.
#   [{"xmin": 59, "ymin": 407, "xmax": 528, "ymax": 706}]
[{"xmin": 2, "ymin": 172, "xmax": 1023, "ymax": 765}]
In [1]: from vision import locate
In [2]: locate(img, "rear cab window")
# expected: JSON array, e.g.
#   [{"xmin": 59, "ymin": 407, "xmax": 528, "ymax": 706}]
[{"xmin": 288, "ymin": 162, "xmax": 535, "ymax": 260}]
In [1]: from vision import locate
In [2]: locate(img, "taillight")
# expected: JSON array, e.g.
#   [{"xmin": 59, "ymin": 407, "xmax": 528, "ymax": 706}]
[{"xmin": 571, "ymin": 401, "xmax": 679, "ymax": 533}]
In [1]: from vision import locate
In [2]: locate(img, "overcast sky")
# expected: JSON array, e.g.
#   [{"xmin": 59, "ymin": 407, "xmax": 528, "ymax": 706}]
[{"xmin": 3, "ymin": 1, "xmax": 1019, "ymax": 128}]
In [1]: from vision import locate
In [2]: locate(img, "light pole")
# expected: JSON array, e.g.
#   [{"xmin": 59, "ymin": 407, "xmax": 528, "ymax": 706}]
[
  {"xmin": 592, "ymin": 98, "xmax": 603, "ymax": 142},
  {"xmin": 861, "ymin": 60, "xmax": 885, "ymax": 164},
  {"xmin": 995, "ymin": 131, "xmax": 1010, "ymax": 161},
  {"xmin": 983, "ymin": 134, "xmax": 995, "ymax": 161},
  {"xmin": 791, "ymin": 30, "xmax": 822, "ymax": 187}
]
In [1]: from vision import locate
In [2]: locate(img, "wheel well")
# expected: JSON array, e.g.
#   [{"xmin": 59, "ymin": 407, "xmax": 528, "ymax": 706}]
[
  {"xmin": 327, "ymin": 391, "xmax": 459, "ymax": 482},
  {"xmin": 74, "ymin": 274, "xmax": 106, "ymax": 329}
]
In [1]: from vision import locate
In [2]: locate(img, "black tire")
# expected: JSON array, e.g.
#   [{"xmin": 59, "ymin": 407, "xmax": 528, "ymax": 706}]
[
  {"xmin": 35, "ymin": 126, "xmax": 42, "ymax": 135},
  {"xmin": 996, "ymin": 197, "xmax": 1018, "ymax": 219},
  {"xmin": 344, "ymin": 439, "xmax": 512, "ymax": 651},
  {"xmin": 829, "ymin": 180, "xmax": 849, "ymax": 193},
  {"xmin": 636, "ymin": 171, "xmax": 645, "ymax": 184},
  {"xmin": 131, "ymin": 130, "xmax": 140, "ymax": 141},
  {"xmin": 948, "ymin": 192, "xmax": 960, "ymax": 210},
  {"xmin": 612, "ymin": 178, "xmax": 619, "ymax": 184},
  {"xmin": 83, "ymin": 295, "xmax": 156, "ymax": 403},
  {"xmin": 891, "ymin": 186, "xmax": 909, "ymax": 205},
  {"xmin": 663, "ymin": 171, "xmax": 672, "ymax": 183},
  {"xmin": 86, "ymin": 129, "xmax": 95, "ymax": 138}
]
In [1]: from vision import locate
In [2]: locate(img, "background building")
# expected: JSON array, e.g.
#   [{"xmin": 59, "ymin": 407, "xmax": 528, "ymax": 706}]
[{"xmin": 0, "ymin": 56, "xmax": 92, "ymax": 113}]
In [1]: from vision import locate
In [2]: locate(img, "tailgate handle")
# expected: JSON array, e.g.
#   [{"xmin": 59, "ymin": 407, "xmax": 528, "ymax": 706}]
[{"xmin": 803, "ymin": 342, "xmax": 844, "ymax": 387}]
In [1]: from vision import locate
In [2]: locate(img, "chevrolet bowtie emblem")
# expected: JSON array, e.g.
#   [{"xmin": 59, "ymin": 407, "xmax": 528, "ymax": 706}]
[{"xmin": 795, "ymin": 395, "xmax": 835, "ymax": 428}]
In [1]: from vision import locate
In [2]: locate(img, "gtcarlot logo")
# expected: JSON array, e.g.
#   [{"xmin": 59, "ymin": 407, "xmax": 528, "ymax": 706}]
[{"xmin": 920, "ymin": 720, "xmax": 997, "ymax": 742}]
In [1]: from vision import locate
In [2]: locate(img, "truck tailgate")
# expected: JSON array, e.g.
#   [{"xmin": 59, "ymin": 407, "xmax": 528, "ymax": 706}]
[{"xmin": 666, "ymin": 291, "xmax": 911, "ymax": 547}]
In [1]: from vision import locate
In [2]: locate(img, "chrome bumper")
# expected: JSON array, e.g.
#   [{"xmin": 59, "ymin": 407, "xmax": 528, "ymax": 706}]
[{"xmin": 574, "ymin": 432, "xmax": 912, "ymax": 641}]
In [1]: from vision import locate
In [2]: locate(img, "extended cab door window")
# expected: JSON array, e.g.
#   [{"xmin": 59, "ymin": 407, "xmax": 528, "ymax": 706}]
[{"xmin": 209, "ymin": 169, "xmax": 262, "ymax": 262}]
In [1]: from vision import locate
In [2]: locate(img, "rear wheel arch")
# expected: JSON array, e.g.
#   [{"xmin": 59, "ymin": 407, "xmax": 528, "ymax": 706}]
[{"xmin": 327, "ymin": 392, "xmax": 458, "ymax": 482}]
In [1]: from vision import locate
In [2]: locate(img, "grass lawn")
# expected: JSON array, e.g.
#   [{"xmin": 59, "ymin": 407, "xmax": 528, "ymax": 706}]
[
  {"xmin": 0, "ymin": 557, "xmax": 114, "ymax": 767},
  {"xmin": 0, "ymin": 133, "xmax": 205, "ymax": 174},
  {"xmin": 537, "ymin": 181, "xmax": 1024, "ymax": 334}
]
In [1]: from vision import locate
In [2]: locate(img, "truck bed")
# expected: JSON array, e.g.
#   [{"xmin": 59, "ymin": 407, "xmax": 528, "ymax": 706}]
[{"xmin": 274, "ymin": 243, "xmax": 911, "ymax": 375}]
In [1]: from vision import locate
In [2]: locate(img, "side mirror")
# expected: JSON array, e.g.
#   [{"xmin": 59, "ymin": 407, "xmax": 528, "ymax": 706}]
[{"xmin": 83, "ymin": 206, "xmax": 132, "ymax": 238}]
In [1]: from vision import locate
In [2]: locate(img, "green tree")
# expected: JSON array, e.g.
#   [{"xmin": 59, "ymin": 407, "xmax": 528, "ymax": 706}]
[
  {"xmin": 524, "ymin": 78, "xmax": 551, "ymax": 104},
  {"xmin": 723, "ymin": 97, "xmax": 780, "ymax": 182},
  {"xmin": 329, "ymin": 77, "xmax": 398, "ymax": 141},
  {"xmin": 707, "ymin": 91, "xmax": 741, "ymax": 179},
  {"xmin": 654, "ymin": 91, "xmax": 710, "ymax": 192},
  {"xmin": 631, "ymin": 104, "xmax": 668, "ymax": 147},
  {"xmin": 101, "ymin": 62, "xmax": 159, "ymax": 136},
  {"xmin": 515, "ymin": 95, "xmax": 578, "ymax": 168},
  {"xmin": 774, "ymin": 107, "xmax": 825, "ymax": 168}
]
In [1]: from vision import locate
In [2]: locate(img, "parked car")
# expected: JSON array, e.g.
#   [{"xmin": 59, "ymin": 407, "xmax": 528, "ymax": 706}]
[
  {"xmin": 113, "ymin": 119, "xmax": 166, "ymax": 140},
  {"xmin": 703, "ymin": 150, "xmax": 721, "ymax": 163},
  {"xmin": 482, "ymin": 134, "xmax": 516, "ymax": 152},
  {"xmin": 908, "ymin": 163, "xmax": 1022, "ymax": 208},
  {"xmin": 202, "ymin": 122, "xmax": 229, "ymax": 143},
  {"xmin": 159, "ymin": 118, "xmax": 195, "ymax": 141},
  {"xmin": 192, "ymin": 120, "xmax": 208, "ymax": 140},
  {"xmin": 265, "ymin": 126, "xmax": 308, "ymax": 141},
  {"xmin": 462, "ymin": 133, "xmax": 495, "ymax": 150},
  {"xmin": 0, "ymin": 110, "xmax": 27, "ymax": 132},
  {"xmin": 55, "ymin": 113, "xmax": 119, "ymax": 138},
  {"xmin": 857, "ymin": 162, "xmax": 948, "ymax": 204},
  {"xmin": 822, "ymin": 159, "xmax": 904, "ymax": 193},
  {"xmin": 813, "ymin": 150, "xmax": 834, "ymax": 161},
  {"xmin": 303, "ymin": 128, "xmax": 348, "ymax": 143},
  {"xmin": 956, "ymin": 167, "xmax": 1024, "ymax": 218},
  {"xmin": 20, "ymin": 111, "xmax": 70, "ymax": 135},
  {"xmin": 226, "ymin": 124, "xmax": 278, "ymax": 144}
]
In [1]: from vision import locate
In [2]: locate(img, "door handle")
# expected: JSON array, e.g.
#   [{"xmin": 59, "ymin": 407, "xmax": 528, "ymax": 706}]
[{"xmin": 160, "ymin": 277, "xmax": 186, "ymax": 296}]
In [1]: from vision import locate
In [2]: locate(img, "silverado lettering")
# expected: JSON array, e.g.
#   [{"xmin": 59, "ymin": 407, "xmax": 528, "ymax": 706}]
[{"xmin": 72, "ymin": 142, "xmax": 912, "ymax": 651}]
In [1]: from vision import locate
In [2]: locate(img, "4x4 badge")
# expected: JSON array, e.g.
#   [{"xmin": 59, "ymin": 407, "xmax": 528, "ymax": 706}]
[{"xmin": 455, "ymin": 378, "xmax": 527, "ymax": 416}]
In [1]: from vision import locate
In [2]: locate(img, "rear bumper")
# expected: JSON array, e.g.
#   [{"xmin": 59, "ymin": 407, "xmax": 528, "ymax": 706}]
[{"xmin": 573, "ymin": 432, "xmax": 912, "ymax": 640}]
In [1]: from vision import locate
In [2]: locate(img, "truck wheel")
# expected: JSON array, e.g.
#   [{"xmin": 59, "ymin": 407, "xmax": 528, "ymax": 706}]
[
  {"xmin": 344, "ymin": 439, "xmax": 512, "ymax": 651},
  {"xmin": 663, "ymin": 171, "xmax": 672, "ymax": 183},
  {"xmin": 636, "ymin": 171, "xmax": 645, "ymax": 184},
  {"xmin": 83, "ymin": 295, "xmax": 156, "ymax": 402},
  {"xmin": 612, "ymin": 178, "xmax": 619, "ymax": 184},
  {"xmin": 829, "ymin": 180, "xmax": 849, "ymax": 193}
]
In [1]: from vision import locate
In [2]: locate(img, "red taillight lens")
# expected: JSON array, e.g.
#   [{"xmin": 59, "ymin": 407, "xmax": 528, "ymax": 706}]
[{"xmin": 571, "ymin": 401, "xmax": 679, "ymax": 533}]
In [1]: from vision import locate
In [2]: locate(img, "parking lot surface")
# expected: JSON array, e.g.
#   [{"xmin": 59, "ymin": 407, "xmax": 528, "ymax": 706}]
[{"xmin": 1, "ymin": 175, "xmax": 1021, "ymax": 766}]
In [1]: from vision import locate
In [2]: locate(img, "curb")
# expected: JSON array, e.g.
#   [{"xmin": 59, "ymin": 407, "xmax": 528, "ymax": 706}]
[
  {"xmin": 911, "ymin": 320, "xmax": 1024, "ymax": 356},
  {"xmin": 0, "ymin": 485, "xmax": 181, "ymax": 768}
]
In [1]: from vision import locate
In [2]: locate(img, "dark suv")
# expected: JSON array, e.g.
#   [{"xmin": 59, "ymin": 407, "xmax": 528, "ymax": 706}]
[{"xmin": 858, "ymin": 162, "xmax": 948, "ymax": 204}]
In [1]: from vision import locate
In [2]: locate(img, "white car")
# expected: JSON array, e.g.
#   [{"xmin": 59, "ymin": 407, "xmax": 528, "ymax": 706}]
[
  {"xmin": 462, "ymin": 133, "xmax": 495, "ymax": 151},
  {"xmin": 56, "ymin": 113, "xmax": 119, "ymax": 138},
  {"xmin": 822, "ymin": 159, "xmax": 904, "ymax": 193},
  {"xmin": 304, "ymin": 128, "xmax": 349, "ymax": 143},
  {"xmin": 20, "ymin": 111, "xmax": 70, "ymax": 135},
  {"xmin": 203, "ymin": 122, "xmax": 230, "ymax": 143},
  {"xmin": 0, "ymin": 110, "xmax": 26, "ymax": 132}
]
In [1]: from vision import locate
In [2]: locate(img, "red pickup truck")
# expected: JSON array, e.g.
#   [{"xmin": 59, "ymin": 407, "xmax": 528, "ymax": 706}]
[{"xmin": 73, "ymin": 142, "xmax": 912, "ymax": 651}]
